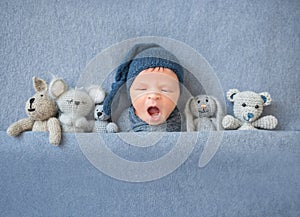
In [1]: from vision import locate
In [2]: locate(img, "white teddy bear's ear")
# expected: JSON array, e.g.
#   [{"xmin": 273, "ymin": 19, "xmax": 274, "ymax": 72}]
[
  {"xmin": 88, "ymin": 85, "xmax": 106, "ymax": 104},
  {"xmin": 33, "ymin": 77, "xmax": 48, "ymax": 92},
  {"xmin": 226, "ymin": 89, "xmax": 240, "ymax": 102},
  {"xmin": 259, "ymin": 92, "xmax": 272, "ymax": 106},
  {"xmin": 49, "ymin": 78, "xmax": 68, "ymax": 99}
]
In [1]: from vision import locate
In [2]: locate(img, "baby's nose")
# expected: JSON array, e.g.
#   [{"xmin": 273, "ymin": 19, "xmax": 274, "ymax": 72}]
[{"xmin": 147, "ymin": 92, "xmax": 160, "ymax": 100}]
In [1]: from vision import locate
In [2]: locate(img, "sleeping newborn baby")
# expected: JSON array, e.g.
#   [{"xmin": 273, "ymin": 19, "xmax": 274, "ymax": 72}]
[{"xmin": 103, "ymin": 43, "xmax": 184, "ymax": 132}]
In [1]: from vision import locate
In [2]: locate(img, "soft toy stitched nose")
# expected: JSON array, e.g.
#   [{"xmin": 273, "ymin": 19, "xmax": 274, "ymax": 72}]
[
  {"xmin": 201, "ymin": 104, "xmax": 207, "ymax": 109},
  {"xmin": 248, "ymin": 113, "xmax": 254, "ymax": 119},
  {"xmin": 30, "ymin": 98, "xmax": 35, "ymax": 104},
  {"xmin": 75, "ymin": 101, "xmax": 80, "ymax": 106},
  {"xmin": 97, "ymin": 112, "xmax": 102, "ymax": 117}
]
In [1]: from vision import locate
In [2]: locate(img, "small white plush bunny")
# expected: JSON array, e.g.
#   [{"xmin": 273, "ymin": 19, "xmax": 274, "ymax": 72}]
[{"xmin": 49, "ymin": 78, "xmax": 102, "ymax": 132}]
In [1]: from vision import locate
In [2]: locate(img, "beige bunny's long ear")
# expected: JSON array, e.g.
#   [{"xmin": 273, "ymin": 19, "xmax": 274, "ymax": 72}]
[
  {"xmin": 185, "ymin": 96, "xmax": 198, "ymax": 132},
  {"xmin": 33, "ymin": 77, "xmax": 48, "ymax": 92},
  {"xmin": 49, "ymin": 78, "xmax": 68, "ymax": 99},
  {"xmin": 210, "ymin": 96, "xmax": 224, "ymax": 130}
]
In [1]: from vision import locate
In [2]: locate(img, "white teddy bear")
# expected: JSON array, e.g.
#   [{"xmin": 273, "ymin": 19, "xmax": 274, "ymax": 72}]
[
  {"xmin": 49, "ymin": 78, "xmax": 102, "ymax": 133},
  {"xmin": 222, "ymin": 89, "xmax": 278, "ymax": 130}
]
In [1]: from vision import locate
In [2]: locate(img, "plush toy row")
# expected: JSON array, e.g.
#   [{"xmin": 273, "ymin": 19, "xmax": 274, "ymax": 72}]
[
  {"xmin": 185, "ymin": 89, "xmax": 278, "ymax": 131},
  {"xmin": 7, "ymin": 76, "xmax": 278, "ymax": 146},
  {"xmin": 7, "ymin": 77, "xmax": 118, "ymax": 146}
]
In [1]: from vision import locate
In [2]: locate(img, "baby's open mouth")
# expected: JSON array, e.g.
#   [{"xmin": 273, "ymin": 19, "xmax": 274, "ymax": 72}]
[{"xmin": 147, "ymin": 106, "xmax": 160, "ymax": 117}]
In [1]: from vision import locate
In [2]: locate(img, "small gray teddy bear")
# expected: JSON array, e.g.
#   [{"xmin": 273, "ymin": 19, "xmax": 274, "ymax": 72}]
[
  {"xmin": 185, "ymin": 95, "xmax": 224, "ymax": 131},
  {"xmin": 94, "ymin": 103, "xmax": 119, "ymax": 133},
  {"xmin": 222, "ymin": 89, "xmax": 278, "ymax": 130}
]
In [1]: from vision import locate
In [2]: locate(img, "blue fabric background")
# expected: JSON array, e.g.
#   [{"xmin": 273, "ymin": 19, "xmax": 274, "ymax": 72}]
[{"xmin": 1, "ymin": 0, "xmax": 299, "ymax": 216}]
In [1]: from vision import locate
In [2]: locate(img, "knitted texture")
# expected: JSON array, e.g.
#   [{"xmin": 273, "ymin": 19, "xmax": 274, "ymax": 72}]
[
  {"xmin": 7, "ymin": 77, "xmax": 61, "ymax": 146},
  {"xmin": 94, "ymin": 104, "xmax": 118, "ymax": 133},
  {"xmin": 103, "ymin": 43, "xmax": 184, "ymax": 118},
  {"xmin": 185, "ymin": 95, "xmax": 224, "ymax": 131},
  {"xmin": 49, "ymin": 78, "xmax": 96, "ymax": 133},
  {"xmin": 222, "ymin": 89, "xmax": 278, "ymax": 130}
]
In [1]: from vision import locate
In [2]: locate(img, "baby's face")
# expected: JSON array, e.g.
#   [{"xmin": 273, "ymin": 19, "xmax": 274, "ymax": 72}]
[{"xmin": 130, "ymin": 67, "xmax": 180, "ymax": 125}]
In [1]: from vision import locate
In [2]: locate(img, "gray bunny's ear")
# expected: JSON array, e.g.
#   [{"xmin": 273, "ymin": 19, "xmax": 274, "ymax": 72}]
[
  {"xmin": 210, "ymin": 96, "xmax": 224, "ymax": 130},
  {"xmin": 33, "ymin": 77, "xmax": 48, "ymax": 92},
  {"xmin": 185, "ymin": 96, "xmax": 198, "ymax": 132},
  {"xmin": 49, "ymin": 78, "xmax": 67, "ymax": 99}
]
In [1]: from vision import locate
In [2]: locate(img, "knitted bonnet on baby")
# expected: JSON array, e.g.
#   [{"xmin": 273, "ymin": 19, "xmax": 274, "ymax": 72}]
[{"xmin": 103, "ymin": 43, "xmax": 184, "ymax": 118}]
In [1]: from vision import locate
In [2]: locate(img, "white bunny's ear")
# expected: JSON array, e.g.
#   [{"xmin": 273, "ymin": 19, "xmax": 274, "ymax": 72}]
[
  {"xmin": 33, "ymin": 77, "xmax": 48, "ymax": 92},
  {"xmin": 49, "ymin": 78, "xmax": 68, "ymax": 99},
  {"xmin": 88, "ymin": 85, "xmax": 106, "ymax": 104}
]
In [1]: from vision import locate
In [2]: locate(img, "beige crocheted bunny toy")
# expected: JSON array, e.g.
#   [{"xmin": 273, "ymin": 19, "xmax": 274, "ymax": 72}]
[
  {"xmin": 222, "ymin": 89, "xmax": 278, "ymax": 130},
  {"xmin": 7, "ymin": 77, "xmax": 61, "ymax": 145}
]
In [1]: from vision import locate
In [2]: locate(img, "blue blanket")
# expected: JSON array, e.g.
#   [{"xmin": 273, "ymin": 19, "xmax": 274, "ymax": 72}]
[{"xmin": 1, "ymin": 0, "xmax": 299, "ymax": 216}]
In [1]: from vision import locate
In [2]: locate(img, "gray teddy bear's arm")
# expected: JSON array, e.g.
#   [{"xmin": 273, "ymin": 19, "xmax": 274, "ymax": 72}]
[
  {"xmin": 7, "ymin": 118, "xmax": 34, "ymax": 136},
  {"xmin": 222, "ymin": 115, "xmax": 241, "ymax": 130},
  {"xmin": 252, "ymin": 115, "xmax": 278, "ymax": 129}
]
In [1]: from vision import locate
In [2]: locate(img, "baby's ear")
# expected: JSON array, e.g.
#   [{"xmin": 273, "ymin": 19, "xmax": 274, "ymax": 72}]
[
  {"xmin": 33, "ymin": 77, "xmax": 48, "ymax": 92},
  {"xmin": 88, "ymin": 85, "xmax": 106, "ymax": 104},
  {"xmin": 226, "ymin": 89, "xmax": 239, "ymax": 102},
  {"xmin": 259, "ymin": 92, "xmax": 272, "ymax": 106},
  {"xmin": 49, "ymin": 78, "xmax": 67, "ymax": 99}
]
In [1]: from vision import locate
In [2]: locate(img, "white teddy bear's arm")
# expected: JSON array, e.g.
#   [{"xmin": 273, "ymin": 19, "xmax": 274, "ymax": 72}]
[
  {"xmin": 252, "ymin": 115, "xmax": 278, "ymax": 130},
  {"xmin": 222, "ymin": 115, "xmax": 241, "ymax": 130}
]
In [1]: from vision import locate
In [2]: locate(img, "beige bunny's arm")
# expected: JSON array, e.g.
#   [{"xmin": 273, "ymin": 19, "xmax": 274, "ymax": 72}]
[{"xmin": 7, "ymin": 118, "xmax": 34, "ymax": 136}]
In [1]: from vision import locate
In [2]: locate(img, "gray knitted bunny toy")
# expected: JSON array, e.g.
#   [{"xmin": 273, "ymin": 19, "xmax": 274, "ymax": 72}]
[
  {"xmin": 222, "ymin": 89, "xmax": 278, "ymax": 130},
  {"xmin": 7, "ymin": 77, "xmax": 61, "ymax": 145},
  {"xmin": 185, "ymin": 95, "xmax": 224, "ymax": 131}
]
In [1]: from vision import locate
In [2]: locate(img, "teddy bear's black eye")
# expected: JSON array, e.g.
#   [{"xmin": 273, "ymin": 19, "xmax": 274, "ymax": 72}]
[
  {"xmin": 242, "ymin": 103, "xmax": 247, "ymax": 107},
  {"xmin": 206, "ymin": 99, "xmax": 209, "ymax": 102},
  {"xmin": 197, "ymin": 100, "xmax": 201, "ymax": 104},
  {"xmin": 40, "ymin": 94, "xmax": 43, "ymax": 97},
  {"xmin": 255, "ymin": 105, "xmax": 259, "ymax": 109}
]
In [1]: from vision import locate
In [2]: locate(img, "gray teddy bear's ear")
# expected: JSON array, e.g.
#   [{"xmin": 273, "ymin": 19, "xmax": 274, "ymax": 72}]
[
  {"xmin": 259, "ymin": 92, "xmax": 272, "ymax": 106},
  {"xmin": 49, "ymin": 78, "xmax": 68, "ymax": 99},
  {"xmin": 226, "ymin": 89, "xmax": 240, "ymax": 102},
  {"xmin": 33, "ymin": 77, "xmax": 48, "ymax": 92}
]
